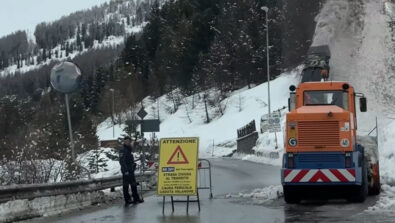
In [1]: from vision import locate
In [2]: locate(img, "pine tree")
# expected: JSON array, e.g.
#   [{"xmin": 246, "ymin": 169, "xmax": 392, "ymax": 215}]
[
  {"xmin": 87, "ymin": 149, "xmax": 108, "ymax": 174},
  {"xmin": 1, "ymin": 51, "xmax": 7, "ymax": 68},
  {"xmin": 77, "ymin": 25, "xmax": 82, "ymax": 51},
  {"xmin": 65, "ymin": 42, "xmax": 69, "ymax": 57},
  {"xmin": 42, "ymin": 48, "xmax": 47, "ymax": 61}
]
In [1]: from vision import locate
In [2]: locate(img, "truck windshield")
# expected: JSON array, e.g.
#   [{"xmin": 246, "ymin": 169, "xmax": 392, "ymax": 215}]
[{"xmin": 304, "ymin": 90, "xmax": 347, "ymax": 109}]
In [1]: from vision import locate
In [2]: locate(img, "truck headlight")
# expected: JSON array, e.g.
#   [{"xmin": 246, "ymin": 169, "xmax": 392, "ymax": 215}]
[{"xmin": 288, "ymin": 138, "xmax": 297, "ymax": 147}]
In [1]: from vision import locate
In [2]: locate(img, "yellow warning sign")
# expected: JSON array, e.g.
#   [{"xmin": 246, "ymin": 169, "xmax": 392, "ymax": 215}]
[{"xmin": 157, "ymin": 137, "xmax": 199, "ymax": 196}]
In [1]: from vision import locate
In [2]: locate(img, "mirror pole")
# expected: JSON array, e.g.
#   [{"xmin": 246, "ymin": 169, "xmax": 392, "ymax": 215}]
[{"xmin": 65, "ymin": 94, "xmax": 75, "ymax": 161}]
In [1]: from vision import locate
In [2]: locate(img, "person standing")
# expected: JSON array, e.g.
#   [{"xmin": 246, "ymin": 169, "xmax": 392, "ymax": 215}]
[{"xmin": 120, "ymin": 136, "xmax": 144, "ymax": 205}]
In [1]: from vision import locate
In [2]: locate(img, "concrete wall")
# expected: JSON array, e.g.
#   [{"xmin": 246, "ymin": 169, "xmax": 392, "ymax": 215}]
[{"xmin": 236, "ymin": 132, "xmax": 259, "ymax": 154}]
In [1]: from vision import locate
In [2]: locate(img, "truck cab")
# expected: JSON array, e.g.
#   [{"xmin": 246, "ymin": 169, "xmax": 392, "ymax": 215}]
[{"xmin": 281, "ymin": 82, "xmax": 378, "ymax": 203}]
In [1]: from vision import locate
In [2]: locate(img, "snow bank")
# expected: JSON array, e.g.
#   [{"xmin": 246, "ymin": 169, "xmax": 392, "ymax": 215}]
[
  {"xmin": 237, "ymin": 153, "xmax": 282, "ymax": 167},
  {"xmin": 225, "ymin": 185, "xmax": 283, "ymax": 204},
  {"xmin": 378, "ymin": 119, "xmax": 395, "ymax": 186},
  {"xmin": 367, "ymin": 184, "xmax": 395, "ymax": 213}
]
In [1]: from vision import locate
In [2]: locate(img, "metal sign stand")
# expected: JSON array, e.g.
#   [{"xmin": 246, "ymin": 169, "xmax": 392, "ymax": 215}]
[{"xmin": 162, "ymin": 191, "xmax": 201, "ymax": 214}]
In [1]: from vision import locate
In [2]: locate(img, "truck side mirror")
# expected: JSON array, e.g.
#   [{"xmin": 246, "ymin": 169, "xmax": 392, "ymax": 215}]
[
  {"xmin": 360, "ymin": 97, "xmax": 367, "ymax": 112},
  {"xmin": 289, "ymin": 92, "xmax": 296, "ymax": 111}
]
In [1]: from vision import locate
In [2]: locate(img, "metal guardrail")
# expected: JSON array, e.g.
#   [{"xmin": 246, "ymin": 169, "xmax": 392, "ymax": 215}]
[
  {"xmin": 237, "ymin": 120, "xmax": 256, "ymax": 138},
  {"xmin": 0, "ymin": 171, "xmax": 155, "ymax": 204}
]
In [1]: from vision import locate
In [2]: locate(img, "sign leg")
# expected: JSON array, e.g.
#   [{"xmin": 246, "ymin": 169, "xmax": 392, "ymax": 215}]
[
  {"xmin": 162, "ymin": 196, "xmax": 165, "ymax": 215},
  {"xmin": 197, "ymin": 191, "xmax": 201, "ymax": 212},
  {"xmin": 186, "ymin": 196, "xmax": 189, "ymax": 214},
  {"xmin": 171, "ymin": 196, "xmax": 174, "ymax": 213}
]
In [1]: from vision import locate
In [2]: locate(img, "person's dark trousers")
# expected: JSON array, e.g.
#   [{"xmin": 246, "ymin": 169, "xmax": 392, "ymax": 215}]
[{"xmin": 122, "ymin": 174, "xmax": 140, "ymax": 202}]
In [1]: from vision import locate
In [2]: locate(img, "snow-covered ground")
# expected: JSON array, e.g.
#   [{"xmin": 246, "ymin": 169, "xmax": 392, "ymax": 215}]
[
  {"xmin": 367, "ymin": 184, "xmax": 395, "ymax": 213},
  {"xmin": 225, "ymin": 185, "xmax": 283, "ymax": 205}
]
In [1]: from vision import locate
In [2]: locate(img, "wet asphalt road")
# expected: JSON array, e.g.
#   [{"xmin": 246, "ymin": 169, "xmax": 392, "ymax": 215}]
[{"xmin": 25, "ymin": 158, "xmax": 392, "ymax": 223}]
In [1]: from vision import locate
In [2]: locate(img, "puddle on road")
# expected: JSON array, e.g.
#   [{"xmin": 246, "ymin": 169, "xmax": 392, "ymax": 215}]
[{"xmin": 221, "ymin": 187, "xmax": 395, "ymax": 222}]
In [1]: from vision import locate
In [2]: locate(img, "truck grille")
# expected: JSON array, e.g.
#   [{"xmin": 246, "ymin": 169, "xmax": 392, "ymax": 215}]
[
  {"xmin": 298, "ymin": 121, "xmax": 339, "ymax": 147},
  {"xmin": 297, "ymin": 153, "xmax": 341, "ymax": 163}
]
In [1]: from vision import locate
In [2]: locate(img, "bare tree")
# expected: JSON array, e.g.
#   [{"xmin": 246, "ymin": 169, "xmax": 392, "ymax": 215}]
[{"xmin": 181, "ymin": 96, "xmax": 192, "ymax": 123}]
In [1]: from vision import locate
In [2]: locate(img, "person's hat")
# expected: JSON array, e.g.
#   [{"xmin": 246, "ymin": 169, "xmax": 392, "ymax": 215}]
[{"xmin": 124, "ymin": 136, "xmax": 132, "ymax": 141}]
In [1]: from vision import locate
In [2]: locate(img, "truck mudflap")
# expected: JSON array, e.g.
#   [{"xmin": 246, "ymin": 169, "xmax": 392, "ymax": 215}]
[{"xmin": 282, "ymin": 168, "xmax": 360, "ymax": 184}]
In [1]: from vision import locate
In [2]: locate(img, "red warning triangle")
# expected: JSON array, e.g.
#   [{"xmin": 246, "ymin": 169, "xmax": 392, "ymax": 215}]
[{"xmin": 167, "ymin": 145, "xmax": 189, "ymax": 164}]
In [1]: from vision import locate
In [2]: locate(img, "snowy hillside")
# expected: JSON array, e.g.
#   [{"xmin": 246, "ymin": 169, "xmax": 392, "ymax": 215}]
[
  {"xmin": 0, "ymin": 25, "xmax": 145, "ymax": 77},
  {"xmin": 0, "ymin": 0, "xmax": 157, "ymax": 77},
  {"xmin": 98, "ymin": 67, "xmax": 302, "ymax": 160}
]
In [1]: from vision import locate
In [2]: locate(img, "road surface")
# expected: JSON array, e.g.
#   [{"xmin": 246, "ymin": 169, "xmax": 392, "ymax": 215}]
[{"xmin": 25, "ymin": 158, "xmax": 391, "ymax": 223}]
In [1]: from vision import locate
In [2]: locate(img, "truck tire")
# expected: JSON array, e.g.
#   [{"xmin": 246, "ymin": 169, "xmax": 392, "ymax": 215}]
[
  {"xmin": 283, "ymin": 186, "xmax": 301, "ymax": 204},
  {"xmin": 349, "ymin": 162, "xmax": 368, "ymax": 202},
  {"xmin": 368, "ymin": 162, "xmax": 381, "ymax": 195}
]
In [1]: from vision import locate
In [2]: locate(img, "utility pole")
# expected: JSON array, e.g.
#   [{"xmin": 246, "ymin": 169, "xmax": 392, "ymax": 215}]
[
  {"xmin": 110, "ymin": 88, "xmax": 115, "ymax": 138},
  {"xmin": 262, "ymin": 6, "xmax": 278, "ymax": 149},
  {"xmin": 261, "ymin": 6, "xmax": 271, "ymax": 116}
]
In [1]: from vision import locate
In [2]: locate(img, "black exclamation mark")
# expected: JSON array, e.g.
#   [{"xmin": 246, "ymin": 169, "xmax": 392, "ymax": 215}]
[{"xmin": 177, "ymin": 152, "xmax": 180, "ymax": 161}]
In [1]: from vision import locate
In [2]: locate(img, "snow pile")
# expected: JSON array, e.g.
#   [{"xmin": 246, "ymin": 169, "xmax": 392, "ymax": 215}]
[
  {"xmin": 377, "ymin": 119, "xmax": 395, "ymax": 186},
  {"xmin": 225, "ymin": 185, "xmax": 283, "ymax": 204},
  {"xmin": 367, "ymin": 184, "xmax": 395, "ymax": 213},
  {"xmin": 238, "ymin": 153, "xmax": 282, "ymax": 167}
]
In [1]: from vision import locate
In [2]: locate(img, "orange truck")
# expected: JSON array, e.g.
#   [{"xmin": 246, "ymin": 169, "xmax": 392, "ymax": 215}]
[{"xmin": 282, "ymin": 81, "xmax": 380, "ymax": 203}]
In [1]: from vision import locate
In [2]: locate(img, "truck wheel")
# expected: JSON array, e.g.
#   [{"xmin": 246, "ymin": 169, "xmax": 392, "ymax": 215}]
[
  {"xmin": 368, "ymin": 163, "xmax": 381, "ymax": 195},
  {"xmin": 349, "ymin": 163, "xmax": 368, "ymax": 202},
  {"xmin": 283, "ymin": 186, "xmax": 301, "ymax": 204}
]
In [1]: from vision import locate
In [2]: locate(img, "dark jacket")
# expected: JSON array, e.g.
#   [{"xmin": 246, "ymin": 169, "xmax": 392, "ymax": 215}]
[{"xmin": 119, "ymin": 144, "xmax": 135, "ymax": 174}]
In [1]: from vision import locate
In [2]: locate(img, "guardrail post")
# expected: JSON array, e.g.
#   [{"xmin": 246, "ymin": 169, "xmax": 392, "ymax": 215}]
[
  {"xmin": 198, "ymin": 159, "xmax": 213, "ymax": 199},
  {"xmin": 208, "ymin": 160, "xmax": 213, "ymax": 199}
]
